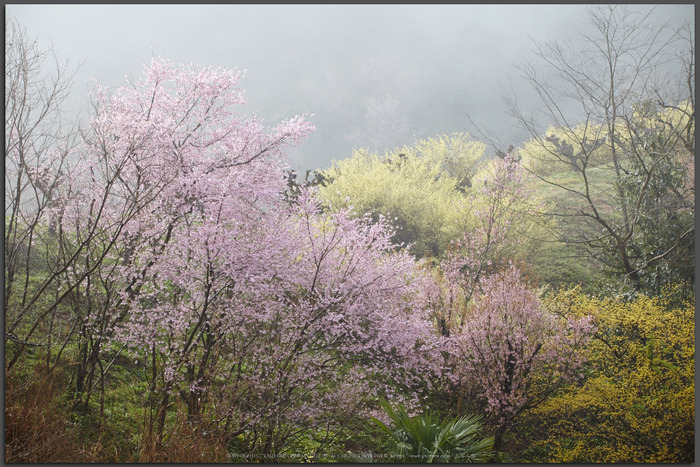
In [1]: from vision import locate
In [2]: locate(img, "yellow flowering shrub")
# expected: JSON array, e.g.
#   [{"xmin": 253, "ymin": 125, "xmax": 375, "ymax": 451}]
[{"xmin": 515, "ymin": 285, "xmax": 694, "ymax": 462}]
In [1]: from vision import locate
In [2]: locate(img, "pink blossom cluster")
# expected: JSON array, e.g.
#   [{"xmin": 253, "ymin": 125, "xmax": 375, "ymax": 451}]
[{"xmin": 448, "ymin": 266, "xmax": 594, "ymax": 426}]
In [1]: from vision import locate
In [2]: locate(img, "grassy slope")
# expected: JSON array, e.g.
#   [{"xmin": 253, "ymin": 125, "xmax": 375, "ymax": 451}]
[{"xmin": 527, "ymin": 166, "xmax": 618, "ymax": 292}]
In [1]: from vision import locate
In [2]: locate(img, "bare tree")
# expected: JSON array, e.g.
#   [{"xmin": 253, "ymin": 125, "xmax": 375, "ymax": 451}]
[
  {"xmin": 5, "ymin": 15, "xmax": 83, "ymax": 366},
  {"xmin": 505, "ymin": 5, "xmax": 694, "ymax": 290},
  {"xmin": 4, "ymin": 16, "xmax": 156, "ymax": 392}
]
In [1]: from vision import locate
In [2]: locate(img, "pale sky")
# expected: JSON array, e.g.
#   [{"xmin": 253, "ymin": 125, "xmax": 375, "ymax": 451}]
[{"xmin": 6, "ymin": 4, "xmax": 695, "ymax": 172}]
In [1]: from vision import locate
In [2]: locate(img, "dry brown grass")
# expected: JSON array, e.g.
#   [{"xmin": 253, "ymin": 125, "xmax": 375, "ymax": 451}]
[
  {"xmin": 6, "ymin": 363, "xmax": 230, "ymax": 463},
  {"xmin": 141, "ymin": 408, "xmax": 230, "ymax": 463},
  {"xmin": 161, "ymin": 416, "xmax": 229, "ymax": 462},
  {"xmin": 5, "ymin": 364, "xmax": 98, "ymax": 463}
]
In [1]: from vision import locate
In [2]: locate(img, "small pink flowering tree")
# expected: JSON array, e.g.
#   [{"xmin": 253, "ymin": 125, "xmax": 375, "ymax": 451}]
[
  {"xmin": 423, "ymin": 155, "xmax": 594, "ymax": 453},
  {"xmin": 449, "ymin": 266, "xmax": 594, "ymax": 451},
  {"xmin": 434, "ymin": 155, "xmax": 538, "ymax": 336}
]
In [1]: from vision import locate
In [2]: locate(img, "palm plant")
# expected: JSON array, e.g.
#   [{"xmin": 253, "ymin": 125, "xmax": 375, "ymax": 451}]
[{"xmin": 371, "ymin": 400, "xmax": 494, "ymax": 463}]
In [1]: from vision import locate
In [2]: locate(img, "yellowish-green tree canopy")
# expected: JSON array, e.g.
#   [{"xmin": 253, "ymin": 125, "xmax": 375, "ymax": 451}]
[
  {"xmin": 518, "ymin": 123, "xmax": 613, "ymax": 178},
  {"xmin": 317, "ymin": 133, "xmax": 486, "ymax": 258}
]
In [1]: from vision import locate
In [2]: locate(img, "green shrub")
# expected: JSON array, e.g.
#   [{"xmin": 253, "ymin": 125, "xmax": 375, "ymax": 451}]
[{"xmin": 371, "ymin": 399, "xmax": 493, "ymax": 463}]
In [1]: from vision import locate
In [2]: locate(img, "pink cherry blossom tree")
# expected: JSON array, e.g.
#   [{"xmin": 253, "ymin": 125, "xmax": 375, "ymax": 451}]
[
  {"xmin": 75, "ymin": 57, "xmax": 316, "ymax": 448},
  {"xmin": 54, "ymin": 58, "xmax": 442, "ymax": 456},
  {"xmin": 6, "ymin": 55, "xmax": 315, "ymax": 420},
  {"xmin": 448, "ymin": 266, "xmax": 594, "ymax": 451},
  {"xmin": 421, "ymin": 157, "xmax": 592, "ymax": 451}
]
